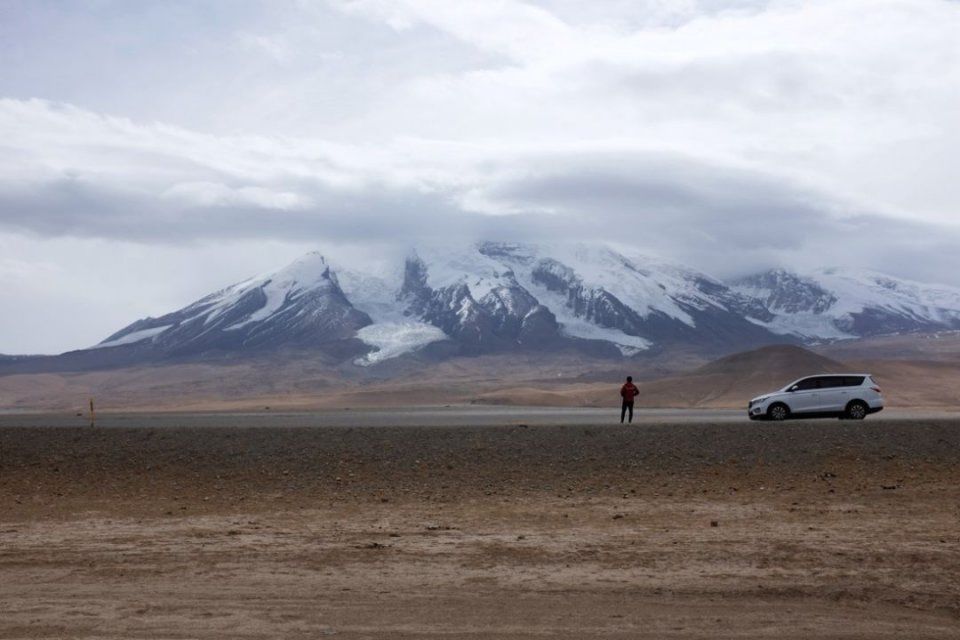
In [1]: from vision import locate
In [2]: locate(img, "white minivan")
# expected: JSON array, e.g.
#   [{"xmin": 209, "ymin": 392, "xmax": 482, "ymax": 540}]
[{"xmin": 748, "ymin": 374, "xmax": 884, "ymax": 421}]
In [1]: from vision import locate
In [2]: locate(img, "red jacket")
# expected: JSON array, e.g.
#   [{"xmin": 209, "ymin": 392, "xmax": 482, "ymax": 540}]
[{"xmin": 620, "ymin": 382, "xmax": 639, "ymax": 402}]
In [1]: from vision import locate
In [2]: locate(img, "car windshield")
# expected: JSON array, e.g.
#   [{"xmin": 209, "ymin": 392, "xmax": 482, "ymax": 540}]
[{"xmin": 782, "ymin": 379, "xmax": 803, "ymax": 392}]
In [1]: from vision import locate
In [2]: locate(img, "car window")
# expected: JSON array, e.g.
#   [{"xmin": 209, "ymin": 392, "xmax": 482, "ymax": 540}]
[
  {"xmin": 843, "ymin": 376, "xmax": 865, "ymax": 387},
  {"xmin": 818, "ymin": 377, "xmax": 845, "ymax": 388},
  {"xmin": 794, "ymin": 377, "xmax": 819, "ymax": 391}
]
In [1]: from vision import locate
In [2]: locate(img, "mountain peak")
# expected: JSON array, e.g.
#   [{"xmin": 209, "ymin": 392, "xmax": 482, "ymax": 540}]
[
  {"xmin": 270, "ymin": 251, "xmax": 332, "ymax": 283},
  {"xmin": 92, "ymin": 249, "xmax": 370, "ymax": 355}
]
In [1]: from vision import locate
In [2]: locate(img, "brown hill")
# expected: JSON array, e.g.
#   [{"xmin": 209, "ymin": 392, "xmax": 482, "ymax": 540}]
[
  {"xmin": 623, "ymin": 345, "xmax": 842, "ymax": 408},
  {"xmin": 532, "ymin": 344, "xmax": 960, "ymax": 410},
  {"xmin": 475, "ymin": 345, "xmax": 847, "ymax": 409},
  {"xmin": 844, "ymin": 359, "xmax": 960, "ymax": 408},
  {"xmin": 694, "ymin": 344, "xmax": 845, "ymax": 377},
  {"xmin": 814, "ymin": 330, "xmax": 960, "ymax": 362}
]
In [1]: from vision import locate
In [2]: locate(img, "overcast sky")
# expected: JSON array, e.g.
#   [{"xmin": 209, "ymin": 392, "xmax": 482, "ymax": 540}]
[{"xmin": 1, "ymin": 0, "xmax": 959, "ymax": 353}]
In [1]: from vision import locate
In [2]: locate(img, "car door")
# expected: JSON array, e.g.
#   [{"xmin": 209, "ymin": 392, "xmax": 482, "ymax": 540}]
[
  {"xmin": 815, "ymin": 376, "xmax": 846, "ymax": 413},
  {"xmin": 834, "ymin": 375, "xmax": 867, "ymax": 412},
  {"xmin": 786, "ymin": 377, "xmax": 820, "ymax": 414}
]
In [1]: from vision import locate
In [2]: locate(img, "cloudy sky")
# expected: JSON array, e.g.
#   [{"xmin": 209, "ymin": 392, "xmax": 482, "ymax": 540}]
[{"xmin": 1, "ymin": 0, "xmax": 959, "ymax": 353}]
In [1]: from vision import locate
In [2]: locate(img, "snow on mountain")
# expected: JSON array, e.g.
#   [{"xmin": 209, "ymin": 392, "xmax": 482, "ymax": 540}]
[
  {"xmin": 92, "ymin": 325, "xmax": 173, "ymax": 349},
  {"xmin": 487, "ymin": 243, "xmax": 696, "ymax": 324},
  {"xmin": 388, "ymin": 242, "xmax": 782, "ymax": 355},
  {"xmin": 471, "ymin": 243, "xmax": 659, "ymax": 354},
  {"xmin": 475, "ymin": 242, "xmax": 778, "ymax": 351},
  {"xmin": 334, "ymin": 266, "xmax": 448, "ymax": 365},
  {"xmin": 353, "ymin": 322, "xmax": 448, "ymax": 365},
  {"xmin": 731, "ymin": 267, "xmax": 960, "ymax": 340},
  {"xmin": 397, "ymin": 247, "xmax": 560, "ymax": 353}
]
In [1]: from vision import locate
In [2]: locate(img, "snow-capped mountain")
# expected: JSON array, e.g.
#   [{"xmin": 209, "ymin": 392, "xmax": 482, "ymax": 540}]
[
  {"xmin": 730, "ymin": 268, "xmax": 960, "ymax": 340},
  {"xmin": 87, "ymin": 242, "xmax": 785, "ymax": 364},
  {"xmin": 95, "ymin": 252, "xmax": 372, "ymax": 357},
  {"xmin": 74, "ymin": 243, "xmax": 960, "ymax": 367}
]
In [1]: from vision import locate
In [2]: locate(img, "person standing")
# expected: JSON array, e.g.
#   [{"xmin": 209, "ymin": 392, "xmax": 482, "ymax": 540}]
[{"xmin": 620, "ymin": 376, "xmax": 639, "ymax": 424}]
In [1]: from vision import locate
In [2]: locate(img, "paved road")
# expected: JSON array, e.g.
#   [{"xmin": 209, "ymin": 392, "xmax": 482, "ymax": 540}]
[{"xmin": 0, "ymin": 405, "xmax": 955, "ymax": 428}]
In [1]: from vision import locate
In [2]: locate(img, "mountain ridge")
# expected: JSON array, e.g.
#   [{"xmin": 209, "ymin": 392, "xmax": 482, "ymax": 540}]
[{"xmin": 5, "ymin": 242, "xmax": 960, "ymax": 373}]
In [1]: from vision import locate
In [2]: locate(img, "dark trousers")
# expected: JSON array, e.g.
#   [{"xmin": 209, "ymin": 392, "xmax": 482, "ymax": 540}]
[{"xmin": 621, "ymin": 401, "xmax": 634, "ymax": 423}]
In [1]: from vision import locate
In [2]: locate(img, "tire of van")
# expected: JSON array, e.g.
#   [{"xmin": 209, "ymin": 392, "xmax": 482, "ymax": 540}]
[
  {"xmin": 767, "ymin": 403, "xmax": 789, "ymax": 421},
  {"xmin": 845, "ymin": 400, "xmax": 868, "ymax": 420}
]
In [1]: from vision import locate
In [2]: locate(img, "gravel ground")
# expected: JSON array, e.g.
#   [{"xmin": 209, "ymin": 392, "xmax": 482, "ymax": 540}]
[{"xmin": 1, "ymin": 416, "xmax": 959, "ymax": 638}]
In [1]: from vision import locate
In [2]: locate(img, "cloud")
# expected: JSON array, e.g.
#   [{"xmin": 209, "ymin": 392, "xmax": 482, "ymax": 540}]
[
  {"xmin": 328, "ymin": 0, "xmax": 960, "ymax": 221},
  {"xmin": 1, "ymin": 96, "xmax": 958, "ymax": 277},
  {"xmin": 332, "ymin": 0, "xmax": 580, "ymax": 61},
  {"xmin": 481, "ymin": 150, "xmax": 960, "ymax": 281},
  {"xmin": 0, "ymin": 100, "xmax": 563, "ymax": 246}
]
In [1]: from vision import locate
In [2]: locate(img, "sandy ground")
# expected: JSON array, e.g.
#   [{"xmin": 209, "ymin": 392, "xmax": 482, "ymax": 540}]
[{"xmin": 2, "ymin": 414, "xmax": 959, "ymax": 639}]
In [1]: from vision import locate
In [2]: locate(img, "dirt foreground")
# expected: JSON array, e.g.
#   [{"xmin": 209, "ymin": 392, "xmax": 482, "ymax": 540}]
[{"xmin": 1, "ymin": 417, "xmax": 959, "ymax": 639}]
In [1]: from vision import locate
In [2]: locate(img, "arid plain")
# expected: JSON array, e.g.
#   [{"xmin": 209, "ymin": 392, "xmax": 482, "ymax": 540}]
[
  {"xmin": 4, "ymin": 337, "xmax": 960, "ymax": 413},
  {"xmin": 2, "ymin": 412, "xmax": 959, "ymax": 639}
]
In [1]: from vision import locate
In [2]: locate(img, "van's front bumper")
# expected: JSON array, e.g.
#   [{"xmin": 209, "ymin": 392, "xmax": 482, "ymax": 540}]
[{"xmin": 747, "ymin": 403, "xmax": 767, "ymax": 420}]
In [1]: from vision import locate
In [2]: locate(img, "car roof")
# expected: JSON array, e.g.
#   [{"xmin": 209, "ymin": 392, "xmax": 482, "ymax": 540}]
[
  {"xmin": 801, "ymin": 373, "xmax": 872, "ymax": 377},
  {"xmin": 788, "ymin": 373, "xmax": 872, "ymax": 382}
]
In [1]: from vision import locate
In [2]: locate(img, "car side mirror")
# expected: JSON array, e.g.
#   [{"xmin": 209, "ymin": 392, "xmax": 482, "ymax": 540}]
[{"xmin": 788, "ymin": 385, "xmax": 798, "ymax": 392}]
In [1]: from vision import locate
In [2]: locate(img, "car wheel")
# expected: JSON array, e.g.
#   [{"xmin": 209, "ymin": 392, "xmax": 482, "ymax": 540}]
[
  {"xmin": 767, "ymin": 403, "xmax": 789, "ymax": 421},
  {"xmin": 845, "ymin": 400, "xmax": 868, "ymax": 420}
]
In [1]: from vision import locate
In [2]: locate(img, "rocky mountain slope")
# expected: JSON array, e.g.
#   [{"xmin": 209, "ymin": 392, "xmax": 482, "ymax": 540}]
[
  {"xmin": 731, "ymin": 268, "xmax": 960, "ymax": 341},
  {"xmin": 94, "ymin": 252, "xmax": 372, "ymax": 359}
]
